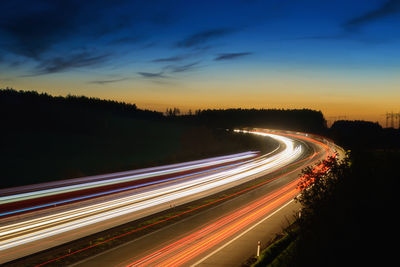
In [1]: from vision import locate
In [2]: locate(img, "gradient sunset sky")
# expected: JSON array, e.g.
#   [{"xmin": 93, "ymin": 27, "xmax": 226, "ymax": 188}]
[{"xmin": 0, "ymin": 0, "xmax": 399, "ymax": 126}]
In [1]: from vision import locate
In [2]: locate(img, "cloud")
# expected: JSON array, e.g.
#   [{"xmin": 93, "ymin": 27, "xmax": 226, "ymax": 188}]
[
  {"xmin": 0, "ymin": 0, "xmax": 174, "ymax": 60},
  {"xmin": 214, "ymin": 52, "xmax": 252, "ymax": 61},
  {"xmin": 29, "ymin": 52, "xmax": 110, "ymax": 75},
  {"xmin": 283, "ymin": 34, "xmax": 346, "ymax": 41},
  {"xmin": 0, "ymin": 1, "xmax": 83, "ymax": 59},
  {"xmin": 164, "ymin": 61, "xmax": 200, "ymax": 73},
  {"xmin": 152, "ymin": 55, "xmax": 186, "ymax": 63},
  {"xmin": 344, "ymin": 0, "xmax": 400, "ymax": 28},
  {"xmin": 137, "ymin": 72, "xmax": 166, "ymax": 78},
  {"xmin": 88, "ymin": 77, "xmax": 128, "ymax": 84},
  {"xmin": 139, "ymin": 61, "xmax": 199, "ymax": 80},
  {"xmin": 176, "ymin": 28, "xmax": 236, "ymax": 48}
]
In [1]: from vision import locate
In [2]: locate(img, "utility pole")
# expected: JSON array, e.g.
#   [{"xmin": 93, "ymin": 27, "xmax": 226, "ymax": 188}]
[
  {"xmin": 385, "ymin": 113, "xmax": 388, "ymax": 128},
  {"xmin": 385, "ymin": 112, "xmax": 396, "ymax": 128},
  {"xmin": 392, "ymin": 112, "xmax": 400, "ymax": 130},
  {"xmin": 396, "ymin": 112, "xmax": 400, "ymax": 129},
  {"xmin": 386, "ymin": 113, "xmax": 389, "ymax": 128},
  {"xmin": 391, "ymin": 112, "xmax": 395, "ymax": 128}
]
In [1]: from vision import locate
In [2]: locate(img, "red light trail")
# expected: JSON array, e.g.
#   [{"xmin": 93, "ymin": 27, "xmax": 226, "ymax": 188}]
[{"xmin": 2, "ymin": 129, "xmax": 338, "ymax": 266}]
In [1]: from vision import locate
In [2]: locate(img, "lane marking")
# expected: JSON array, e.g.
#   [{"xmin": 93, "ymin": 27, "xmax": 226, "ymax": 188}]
[{"xmin": 190, "ymin": 199, "xmax": 295, "ymax": 266}]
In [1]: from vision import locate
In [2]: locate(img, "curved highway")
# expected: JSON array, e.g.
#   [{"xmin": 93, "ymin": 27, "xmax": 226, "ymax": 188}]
[
  {"xmin": 101, "ymin": 129, "xmax": 341, "ymax": 267},
  {"xmin": 0, "ymin": 129, "xmax": 341, "ymax": 265}
]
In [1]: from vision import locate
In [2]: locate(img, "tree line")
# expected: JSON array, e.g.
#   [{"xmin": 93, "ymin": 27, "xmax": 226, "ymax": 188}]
[
  {"xmin": 1, "ymin": 88, "xmax": 330, "ymax": 134},
  {"xmin": 0, "ymin": 89, "xmax": 275, "ymax": 188},
  {"xmin": 330, "ymin": 120, "xmax": 400, "ymax": 150},
  {"xmin": 3, "ymin": 88, "xmax": 396, "ymax": 189}
]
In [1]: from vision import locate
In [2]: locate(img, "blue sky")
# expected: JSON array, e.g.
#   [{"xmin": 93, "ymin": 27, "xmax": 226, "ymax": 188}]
[{"xmin": 0, "ymin": 0, "xmax": 399, "ymax": 124}]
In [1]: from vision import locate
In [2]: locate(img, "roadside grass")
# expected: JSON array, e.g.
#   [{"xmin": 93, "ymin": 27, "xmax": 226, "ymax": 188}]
[
  {"xmin": 267, "ymin": 236, "xmax": 297, "ymax": 267},
  {"xmin": 239, "ymin": 217, "xmax": 299, "ymax": 267},
  {"xmin": 250, "ymin": 226, "xmax": 299, "ymax": 267},
  {"xmin": 4, "ymin": 145, "xmax": 314, "ymax": 267}
]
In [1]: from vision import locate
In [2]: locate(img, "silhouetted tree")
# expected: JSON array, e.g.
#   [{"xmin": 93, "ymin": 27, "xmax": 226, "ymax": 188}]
[{"xmin": 329, "ymin": 120, "xmax": 399, "ymax": 149}]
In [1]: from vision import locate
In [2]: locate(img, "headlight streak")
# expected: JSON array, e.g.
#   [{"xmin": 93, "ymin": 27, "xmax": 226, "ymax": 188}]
[
  {"xmin": 0, "ymin": 154, "xmax": 261, "ymax": 217},
  {"xmin": 0, "ymin": 152, "xmax": 259, "ymax": 205},
  {"xmin": 0, "ymin": 143, "xmax": 301, "ymax": 250},
  {"xmin": 123, "ymin": 132, "xmax": 335, "ymax": 267},
  {"xmin": 0, "ymin": 146, "xmax": 291, "ymax": 235},
  {"xmin": 0, "ymin": 129, "xmax": 335, "ymax": 266}
]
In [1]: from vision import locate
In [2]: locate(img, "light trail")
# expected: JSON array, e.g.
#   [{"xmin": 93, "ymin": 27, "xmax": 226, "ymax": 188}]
[
  {"xmin": 0, "ymin": 131, "xmax": 304, "ymax": 262},
  {"xmin": 119, "ymin": 129, "xmax": 336, "ymax": 267},
  {"xmin": 34, "ymin": 141, "xmax": 323, "ymax": 267},
  {"xmin": 0, "ymin": 154, "xmax": 260, "ymax": 217},
  {"xmin": 0, "ymin": 149, "xmax": 301, "ymax": 250},
  {"xmin": 126, "ymin": 180, "xmax": 300, "ymax": 267},
  {"xmin": 0, "ymin": 151, "xmax": 259, "ymax": 206}
]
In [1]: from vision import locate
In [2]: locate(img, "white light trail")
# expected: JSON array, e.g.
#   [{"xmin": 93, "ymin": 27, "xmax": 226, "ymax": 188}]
[
  {"xmin": 0, "ymin": 152, "xmax": 258, "ymax": 205},
  {"xmin": 0, "ymin": 131, "xmax": 302, "ymax": 251}
]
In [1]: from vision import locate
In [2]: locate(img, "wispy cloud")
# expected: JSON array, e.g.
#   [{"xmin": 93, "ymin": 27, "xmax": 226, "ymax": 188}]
[
  {"xmin": 176, "ymin": 28, "xmax": 236, "ymax": 48},
  {"xmin": 344, "ymin": 0, "xmax": 400, "ymax": 29},
  {"xmin": 88, "ymin": 77, "xmax": 128, "ymax": 84},
  {"xmin": 137, "ymin": 71, "xmax": 166, "ymax": 78},
  {"xmin": 0, "ymin": 1, "xmax": 79, "ymax": 59},
  {"xmin": 164, "ymin": 61, "xmax": 200, "ymax": 73},
  {"xmin": 0, "ymin": 0, "xmax": 177, "ymax": 74},
  {"xmin": 283, "ymin": 34, "xmax": 346, "ymax": 41},
  {"xmin": 29, "ymin": 52, "xmax": 110, "ymax": 76},
  {"xmin": 151, "ymin": 55, "xmax": 186, "ymax": 63},
  {"xmin": 214, "ymin": 52, "xmax": 252, "ymax": 61}
]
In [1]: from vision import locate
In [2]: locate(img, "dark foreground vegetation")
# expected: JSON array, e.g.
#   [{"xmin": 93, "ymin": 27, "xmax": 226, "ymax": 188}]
[
  {"xmin": 330, "ymin": 119, "xmax": 400, "ymax": 150},
  {"xmin": 1, "ymin": 88, "xmax": 327, "ymax": 189},
  {"xmin": 252, "ymin": 120, "xmax": 400, "ymax": 267}
]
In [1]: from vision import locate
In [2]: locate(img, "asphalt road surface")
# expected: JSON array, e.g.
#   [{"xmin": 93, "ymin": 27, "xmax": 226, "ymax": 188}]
[{"xmin": 0, "ymin": 129, "xmax": 341, "ymax": 265}]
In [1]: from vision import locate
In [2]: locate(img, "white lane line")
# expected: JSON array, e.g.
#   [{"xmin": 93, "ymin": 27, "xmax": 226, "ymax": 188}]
[{"xmin": 190, "ymin": 199, "xmax": 295, "ymax": 267}]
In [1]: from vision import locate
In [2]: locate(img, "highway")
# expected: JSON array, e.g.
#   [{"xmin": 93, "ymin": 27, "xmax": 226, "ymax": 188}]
[
  {"xmin": 0, "ymin": 151, "xmax": 260, "ymax": 217},
  {"xmin": 0, "ymin": 129, "xmax": 340, "ymax": 265}
]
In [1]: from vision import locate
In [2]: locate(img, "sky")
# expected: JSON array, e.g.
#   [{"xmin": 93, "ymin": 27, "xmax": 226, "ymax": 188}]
[{"xmin": 0, "ymin": 0, "xmax": 399, "ymax": 126}]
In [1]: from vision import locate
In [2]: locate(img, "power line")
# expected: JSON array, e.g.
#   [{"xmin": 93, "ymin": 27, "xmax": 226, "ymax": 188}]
[{"xmin": 385, "ymin": 112, "xmax": 400, "ymax": 129}]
